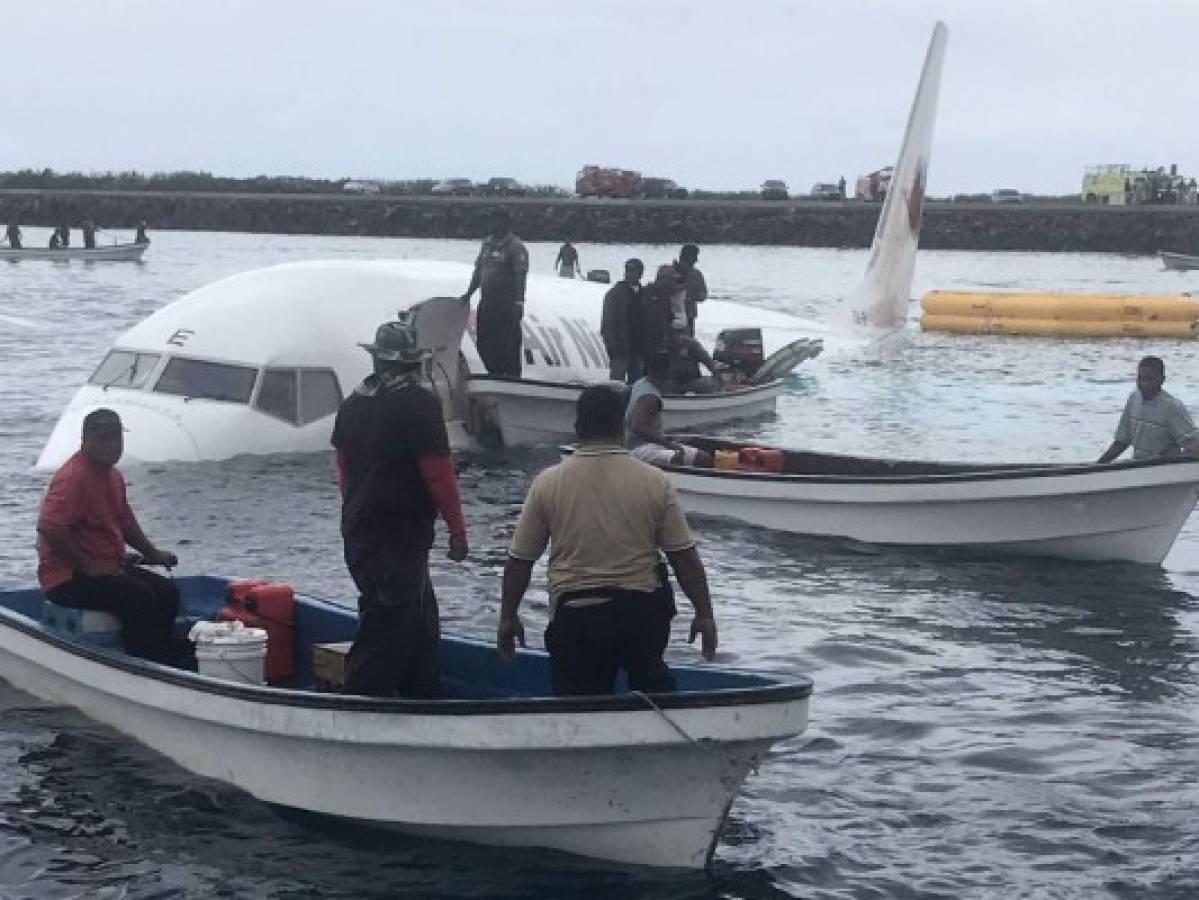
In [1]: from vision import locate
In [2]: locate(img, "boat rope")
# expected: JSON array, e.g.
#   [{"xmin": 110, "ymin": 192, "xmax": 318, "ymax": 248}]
[{"xmin": 630, "ymin": 691, "xmax": 710, "ymax": 750}]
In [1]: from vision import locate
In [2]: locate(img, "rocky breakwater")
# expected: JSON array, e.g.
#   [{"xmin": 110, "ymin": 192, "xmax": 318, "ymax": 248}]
[{"xmin": 1, "ymin": 190, "xmax": 1198, "ymax": 253}]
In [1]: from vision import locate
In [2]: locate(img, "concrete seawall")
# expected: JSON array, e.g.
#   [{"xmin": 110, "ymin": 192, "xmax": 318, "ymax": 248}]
[{"xmin": 2, "ymin": 189, "xmax": 1198, "ymax": 254}]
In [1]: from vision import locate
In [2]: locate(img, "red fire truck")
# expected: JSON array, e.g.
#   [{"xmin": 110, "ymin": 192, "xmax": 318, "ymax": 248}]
[{"xmin": 575, "ymin": 165, "xmax": 642, "ymax": 198}]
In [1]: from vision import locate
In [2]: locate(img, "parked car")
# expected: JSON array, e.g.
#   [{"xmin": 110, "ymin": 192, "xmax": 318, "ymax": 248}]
[
  {"xmin": 640, "ymin": 177, "xmax": 688, "ymax": 200},
  {"xmin": 991, "ymin": 188, "xmax": 1023, "ymax": 204},
  {"xmin": 809, "ymin": 182, "xmax": 844, "ymax": 201},
  {"xmin": 431, "ymin": 178, "xmax": 475, "ymax": 196},
  {"xmin": 761, "ymin": 180, "xmax": 789, "ymax": 200},
  {"xmin": 481, "ymin": 177, "xmax": 526, "ymax": 197}
]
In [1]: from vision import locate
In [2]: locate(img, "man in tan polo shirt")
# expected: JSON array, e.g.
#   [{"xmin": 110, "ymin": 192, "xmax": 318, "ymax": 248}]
[{"xmin": 497, "ymin": 385, "xmax": 718, "ymax": 695}]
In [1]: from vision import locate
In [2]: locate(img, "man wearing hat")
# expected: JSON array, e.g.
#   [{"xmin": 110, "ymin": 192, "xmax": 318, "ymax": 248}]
[
  {"xmin": 36, "ymin": 408, "xmax": 181, "ymax": 663},
  {"xmin": 460, "ymin": 207, "xmax": 528, "ymax": 377},
  {"xmin": 331, "ymin": 312, "xmax": 469, "ymax": 698}
]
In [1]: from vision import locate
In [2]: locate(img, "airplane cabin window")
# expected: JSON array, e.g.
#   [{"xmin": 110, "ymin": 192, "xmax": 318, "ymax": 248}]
[
  {"xmin": 153, "ymin": 357, "xmax": 257, "ymax": 403},
  {"xmin": 256, "ymin": 369, "xmax": 299, "ymax": 423},
  {"xmin": 299, "ymin": 370, "xmax": 343, "ymax": 424},
  {"xmin": 88, "ymin": 351, "xmax": 162, "ymax": 389}
]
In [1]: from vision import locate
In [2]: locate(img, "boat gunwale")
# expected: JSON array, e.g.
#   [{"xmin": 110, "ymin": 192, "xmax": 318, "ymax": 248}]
[
  {"xmin": 0, "ymin": 604, "xmax": 812, "ymax": 716},
  {"xmin": 663, "ymin": 443, "xmax": 1199, "ymax": 487},
  {"xmin": 466, "ymin": 373, "xmax": 784, "ymax": 402}
]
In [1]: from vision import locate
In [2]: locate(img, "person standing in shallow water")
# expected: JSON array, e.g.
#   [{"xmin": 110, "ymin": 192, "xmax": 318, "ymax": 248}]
[
  {"xmin": 134, "ymin": 219, "xmax": 150, "ymax": 244},
  {"xmin": 460, "ymin": 208, "xmax": 528, "ymax": 377},
  {"xmin": 331, "ymin": 315, "xmax": 469, "ymax": 698},
  {"xmin": 555, "ymin": 240, "xmax": 581, "ymax": 278},
  {"xmin": 1097, "ymin": 355, "xmax": 1199, "ymax": 462}
]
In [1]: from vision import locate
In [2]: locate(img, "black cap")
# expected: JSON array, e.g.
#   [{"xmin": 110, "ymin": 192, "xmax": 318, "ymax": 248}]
[{"xmin": 81, "ymin": 408, "xmax": 126, "ymax": 437}]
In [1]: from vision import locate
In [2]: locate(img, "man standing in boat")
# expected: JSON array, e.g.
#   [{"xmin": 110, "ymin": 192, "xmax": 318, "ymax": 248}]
[
  {"xmin": 36, "ymin": 408, "xmax": 180, "ymax": 663},
  {"xmin": 81, "ymin": 218, "xmax": 98, "ymax": 250},
  {"xmin": 1097, "ymin": 356, "xmax": 1199, "ymax": 463},
  {"xmin": 460, "ymin": 208, "xmax": 528, "ymax": 377},
  {"xmin": 4, "ymin": 222, "xmax": 20, "ymax": 249},
  {"xmin": 601, "ymin": 258, "xmax": 645, "ymax": 383},
  {"xmin": 56, "ymin": 223, "xmax": 70, "ymax": 248},
  {"xmin": 676, "ymin": 244, "xmax": 707, "ymax": 336},
  {"xmin": 497, "ymin": 385, "xmax": 718, "ymax": 695},
  {"xmin": 134, "ymin": 219, "xmax": 151, "ymax": 244},
  {"xmin": 331, "ymin": 314, "xmax": 469, "ymax": 699}
]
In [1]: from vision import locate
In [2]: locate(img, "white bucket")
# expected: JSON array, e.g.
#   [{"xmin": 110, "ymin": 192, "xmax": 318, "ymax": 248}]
[{"xmin": 189, "ymin": 620, "xmax": 268, "ymax": 685}]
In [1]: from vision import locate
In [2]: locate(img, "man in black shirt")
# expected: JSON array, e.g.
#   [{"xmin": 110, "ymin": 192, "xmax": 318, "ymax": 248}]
[
  {"xmin": 460, "ymin": 208, "xmax": 528, "ymax": 377},
  {"xmin": 601, "ymin": 258, "xmax": 645, "ymax": 383},
  {"xmin": 331, "ymin": 313, "xmax": 469, "ymax": 698}
]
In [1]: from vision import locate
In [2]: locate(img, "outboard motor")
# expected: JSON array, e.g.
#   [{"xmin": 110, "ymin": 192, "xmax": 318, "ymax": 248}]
[
  {"xmin": 713, "ymin": 327, "xmax": 765, "ymax": 378},
  {"xmin": 585, "ymin": 269, "xmax": 611, "ymax": 284}
]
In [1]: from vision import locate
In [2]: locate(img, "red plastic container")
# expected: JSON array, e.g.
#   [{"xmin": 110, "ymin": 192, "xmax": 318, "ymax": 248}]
[
  {"xmin": 738, "ymin": 446, "xmax": 786, "ymax": 474},
  {"xmin": 218, "ymin": 581, "xmax": 296, "ymax": 685}
]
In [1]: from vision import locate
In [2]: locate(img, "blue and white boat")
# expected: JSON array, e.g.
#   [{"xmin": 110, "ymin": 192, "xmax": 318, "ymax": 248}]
[{"xmin": 0, "ymin": 576, "xmax": 812, "ymax": 869}]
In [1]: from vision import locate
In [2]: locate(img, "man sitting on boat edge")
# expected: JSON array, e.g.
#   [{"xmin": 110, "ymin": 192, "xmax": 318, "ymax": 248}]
[
  {"xmin": 626, "ymin": 352, "xmax": 712, "ymax": 468},
  {"xmin": 36, "ymin": 408, "xmax": 180, "ymax": 664},
  {"xmin": 497, "ymin": 385, "xmax": 717, "ymax": 695},
  {"xmin": 1097, "ymin": 356, "xmax": 1199, "ymax": 463}
]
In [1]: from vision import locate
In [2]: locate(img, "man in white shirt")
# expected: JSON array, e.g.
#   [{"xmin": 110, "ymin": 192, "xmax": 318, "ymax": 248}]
[
  {"xmin": 1098, "ymin": 356, "xmax": 1199, "ymax": 463},
  {"xmin": 497, "ymin": 385, "xmax": 717, "ymax": 695}
]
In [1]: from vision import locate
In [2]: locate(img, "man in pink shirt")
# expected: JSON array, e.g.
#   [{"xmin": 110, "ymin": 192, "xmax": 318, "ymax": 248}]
[{"xmin": 37, "ymin": 408, "xmax": 180, "ymax": 663}]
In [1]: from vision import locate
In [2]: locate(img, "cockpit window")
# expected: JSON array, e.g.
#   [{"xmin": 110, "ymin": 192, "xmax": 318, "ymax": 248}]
[
  {"xmin": 256, "ymin": 369, "xmax": 298, "ymax": 423},
  {"xmin": 88, "ymin": 350, "xmax": 162, "ymax": 390},
  {"xmin": 153, "ymin": 357, "xmax": 257, "ymax": 403},
  {"xmin": 300, "ymin": 370, "xmax": 342, "ymax": 424},
  {"xmin": 253, "ymin": 368, "xmax": 343, "ymax": 425}
]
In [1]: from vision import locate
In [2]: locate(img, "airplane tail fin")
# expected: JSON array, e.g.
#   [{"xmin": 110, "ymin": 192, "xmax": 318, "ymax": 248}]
[{"xmin": 843, "ymin": 21, "xmax": 948, "ymax": 329}]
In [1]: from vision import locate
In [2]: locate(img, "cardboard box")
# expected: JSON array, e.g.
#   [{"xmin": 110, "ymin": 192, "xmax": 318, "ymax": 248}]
[{"xmin": 312, "ymin": 641, "xmax": 353, "ymax": 690}]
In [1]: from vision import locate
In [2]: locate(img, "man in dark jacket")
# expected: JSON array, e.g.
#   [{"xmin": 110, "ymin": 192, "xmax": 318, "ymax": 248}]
[
  {"xmin": 600, "ymin": 258, "xmax": 645, "ymax": 382},
  {"xmin": 460, "ymin": 208, "xmax": 528, "ymax": 377},
  {"xmin": 331, "ymin": 312, "xmax": 469, "ymax": 698}
]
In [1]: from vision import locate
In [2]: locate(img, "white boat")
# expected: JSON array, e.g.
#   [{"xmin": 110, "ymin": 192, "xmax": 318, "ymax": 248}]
[
  {"xmin": 661, "ymin": 437, "xmax": 1199, "ymax": 565},
  {"xmin": 466, "ymin": 337, "xmax": 822, "ymax": 447},
  {"xmin": 0, "ymin": 241, "xmax": 147, "ymax": 262},
  {"xmin": 0, "ymin": 576, "xmax": 812, "ymax": 869},
  {"xmin": 1160, "ymin": 250, "xmax": 1199, "ymax": 272}
]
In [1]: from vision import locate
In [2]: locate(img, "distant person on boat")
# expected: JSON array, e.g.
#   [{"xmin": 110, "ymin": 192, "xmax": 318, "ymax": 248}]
[
  {"xmin": 134, "ymin": 219, "xmax": 151, "ymax": 244},
  {"xmin": 554, "ymin": 240, "xmax": 581, "ymax": 278},
  {"xmin": 36, "ymin": 408, "xmax": 181, "ymax": 664},
  {"xmin": 498, "ymin": 385, "xmax": 718, "ymax": 694},
  {"xmin": 675, "ymin": 244, "xmax": 707, "ymax": 336},
  {"xmin": 48, "ymin": 230, "xmax": 62, "ymax": 249},
  {"xmin": 4, "ymin": 223, "xmax": 21, "ymax": 249},
  {"xmin": 668, "ymin": 328, "xmax": 726, "ymax": 395},
  {"xmin": 55, "ymin": 224, "xmax": 70, "ymax": 248},
  {"xmin": 331, "ymin": 315, "xmax": 469, "ymax": 699},
  {"xmin": 601, "ymin": 258, "xmax": 645, "ymax": 383},
  {"xmin": 1097, "ymin": 356, "xmax": 1199, "ymax": 463},
  {"xmin": 460, "ymin": 208, "xmax": 528, "ymax": 377},
  {"xmin": 626, "ymin": 351, "xmax": 713, "ymax": 467},
  {"xmin": 81, "ymin": 219, "xmax": 97, "ymax": 249}
]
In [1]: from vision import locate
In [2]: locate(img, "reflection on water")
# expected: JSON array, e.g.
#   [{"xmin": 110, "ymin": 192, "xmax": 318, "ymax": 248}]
[{"xmin": 1, "ymin": 235, "xmax": 1198, "ymax": 897}]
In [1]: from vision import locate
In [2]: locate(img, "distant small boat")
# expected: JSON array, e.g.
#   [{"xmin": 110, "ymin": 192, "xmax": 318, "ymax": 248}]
[
  {"xmin": 1160, "ymin": 251, "xmax": 1199, "ymax": 271},
  {"xmin": 0, "ymin": 575, "xmax": 812, "ymax": 869},
  {"xmin": 0, "ymin": 241, "xmax": 148, "ymax": 262},
  {"xmin": 659, "ymin": 437, "xmax": 1199, "ymax": 566}
]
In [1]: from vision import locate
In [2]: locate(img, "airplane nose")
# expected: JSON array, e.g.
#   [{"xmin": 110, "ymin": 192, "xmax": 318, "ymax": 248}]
[{"xmin": 36, "ymin": 403, "xmax": 202, "ymax": 469}]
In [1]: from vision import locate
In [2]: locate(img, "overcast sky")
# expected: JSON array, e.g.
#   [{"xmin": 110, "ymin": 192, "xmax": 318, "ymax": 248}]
[{"xmin": 2, "ymin": 0, "xmax": 1196, "ymax": 195}]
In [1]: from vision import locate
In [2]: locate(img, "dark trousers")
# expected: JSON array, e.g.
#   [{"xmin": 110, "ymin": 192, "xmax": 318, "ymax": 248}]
[
  {"xmin": 47, "ymin": 566, "xmax": 180, "ymax": 664},
  {"xmin": 544, "ymin": 588, "xmax": 677, "ymax": 696},
  {"xmin": 344, "ymin": 549, "xmax": 441, "ymax": 698},
  {"xmin": 477, "ymin": 300, "xmax": 523, "ymax": 377}
]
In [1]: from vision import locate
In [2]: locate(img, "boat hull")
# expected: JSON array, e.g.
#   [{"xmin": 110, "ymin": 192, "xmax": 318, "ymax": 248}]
[
  {"xmin": 0, "ymin": 586, "xmax": 809, "ymax": 869},
  {"xmin": 0, "ymin": 242, "xmax": 147, "ymax": 261},
  {"xmin": 467, "ymin": 376, "xmax": 783, "ymax": 447},
  {"xmin": 667, "ymin": 456, "xmax": 1199, "ymax": 565}
]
